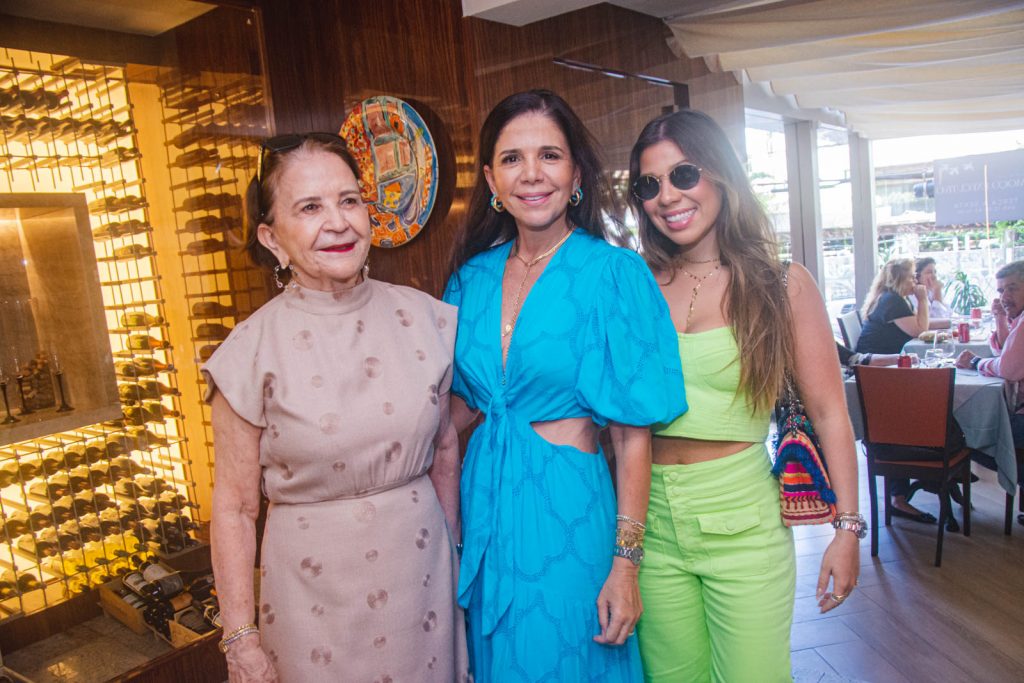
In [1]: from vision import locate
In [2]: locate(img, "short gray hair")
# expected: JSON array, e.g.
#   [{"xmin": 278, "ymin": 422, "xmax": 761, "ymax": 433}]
[{"xmin": 995, "ymin": 260, "xmax": 1024, "ymax": 281}]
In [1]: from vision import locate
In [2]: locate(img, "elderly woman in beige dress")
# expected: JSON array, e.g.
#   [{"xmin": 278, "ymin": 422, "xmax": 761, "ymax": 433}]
[{"xmin": 206, "ymin": 134, "xmax": 469, "ymax": 682}]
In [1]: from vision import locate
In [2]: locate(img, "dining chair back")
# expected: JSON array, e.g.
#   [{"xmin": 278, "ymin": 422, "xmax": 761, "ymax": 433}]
[
  {"xmin": 854, "ymin": 365, "xmax": 972, "ymax": 566},
  {"xmin": 838, "ymin": 310, "xmax": 862, "ymax": 350}
]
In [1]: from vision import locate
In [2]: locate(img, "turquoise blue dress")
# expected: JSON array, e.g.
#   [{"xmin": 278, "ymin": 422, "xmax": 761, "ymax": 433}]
[{"xmin": 443, "ymin": 230, "xmax": 687, "ymax": 682}]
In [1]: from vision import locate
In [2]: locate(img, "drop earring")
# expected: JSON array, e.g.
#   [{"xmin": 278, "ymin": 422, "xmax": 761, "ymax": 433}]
[
  {"xmin": 490, "ymin": 194, "xmax": 505, "ymax": 212},
  {"xmin": 273, "ymin": 263, "xmax": 288, "ymax": 289}
]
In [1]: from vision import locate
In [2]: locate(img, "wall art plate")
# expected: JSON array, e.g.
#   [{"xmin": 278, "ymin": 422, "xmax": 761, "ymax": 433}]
[{"xmin": 339, "ymin": 96, "xmax": 438, "ymax": 248}]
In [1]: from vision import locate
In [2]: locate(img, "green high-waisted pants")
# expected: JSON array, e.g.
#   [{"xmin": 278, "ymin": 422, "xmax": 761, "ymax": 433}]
[{"xmin": 637, "ymin": 443, "xmax": 796, "ymax": 682}]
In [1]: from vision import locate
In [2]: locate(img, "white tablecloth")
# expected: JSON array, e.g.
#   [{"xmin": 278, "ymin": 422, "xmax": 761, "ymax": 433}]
[
  {"xmin": 845, "ymin": 370, "xmax": 1016, "ymax": 494},
  {"xmin": 903, "ymin": 338, "xmax": 993, "ymax": 359}
]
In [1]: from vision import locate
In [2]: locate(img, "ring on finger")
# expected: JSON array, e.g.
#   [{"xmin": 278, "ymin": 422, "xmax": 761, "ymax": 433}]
[{"xmin": 830, "ymin": 593, "xmax": 847, "ymax": 603}]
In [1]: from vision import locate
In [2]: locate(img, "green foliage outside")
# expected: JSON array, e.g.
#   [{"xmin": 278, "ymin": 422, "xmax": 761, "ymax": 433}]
[{"xmin": 944, "ymin": 271, "xmax": 988, "ymax": 315}]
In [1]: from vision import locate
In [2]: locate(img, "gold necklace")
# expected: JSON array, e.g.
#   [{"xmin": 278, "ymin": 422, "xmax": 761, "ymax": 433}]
[
  {"xmin": 679, "ymin": 263, "xmax": 721, "ymax": 330},
  {"xmin": 502, "ymin": 229, "xmax": 573, "ymax": 338}
]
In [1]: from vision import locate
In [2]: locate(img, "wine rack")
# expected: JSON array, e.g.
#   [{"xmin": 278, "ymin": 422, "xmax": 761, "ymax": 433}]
[
  {"xmin": 0, "ymin": 48, "xmax": 199, "ymax": 619},
  {"xmin": 154, "ymin": 67, "xmax": 271, "ymax": 482}
]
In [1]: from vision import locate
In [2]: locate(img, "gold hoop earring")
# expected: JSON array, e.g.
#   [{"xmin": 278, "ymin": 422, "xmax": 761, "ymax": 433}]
[
  {"xmin": 490, "ymin": 194, "xmax": 505, "ymax": 213},
  {"xmin": 569, "ymin": 187, "xmax": 583, "ymax": 207}
]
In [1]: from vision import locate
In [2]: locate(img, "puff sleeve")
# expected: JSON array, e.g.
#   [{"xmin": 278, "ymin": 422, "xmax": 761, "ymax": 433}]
[
  {"xmin": 200, "ymin": 317, "xmax": 268, "ymax": 428},
  {"xmin": 575, "ymin": 249, "xmax": 687, "ymax": 427}
]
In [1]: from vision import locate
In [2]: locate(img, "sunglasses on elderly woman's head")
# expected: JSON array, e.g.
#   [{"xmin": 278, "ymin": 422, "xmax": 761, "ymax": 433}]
[
  {"xmin": 631, "ymin": 162, "xmax": 703, "ymax": 201},
  {"xmin": 255, "ymin": 133, "xmax": 348, "ymax": 218},
  {"xmin": 256, "ymin": 132, "xmax": 347, "ymax": 185}
]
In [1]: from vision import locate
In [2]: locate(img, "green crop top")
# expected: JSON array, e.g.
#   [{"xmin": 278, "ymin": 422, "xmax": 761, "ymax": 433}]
[{"xmin": 653, "ymin": 326, "xmax": 771, "ymax": 442}]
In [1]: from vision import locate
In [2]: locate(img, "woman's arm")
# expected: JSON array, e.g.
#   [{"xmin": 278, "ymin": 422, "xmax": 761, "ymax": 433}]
[
  {"xmin": 894, "ymin": 285, "xmax": 930, "ymax": 336},
  {"xmin": 786, "ymin": 264, "xmax": 860, "ymax": 613},
  {"xmin": 593, "ymin": 423, "xmax": 650, "ymax": 646},
  {"xmin": 429, "ymin": 390, "xmax": 461, "ymax": 542},
  {"xmin": 450, "ymin": 395, "xmax": 479, "ymax": 436},
  {"xmin": 210, "ymin": 391, "xmax": 278, "ymax": 682}
]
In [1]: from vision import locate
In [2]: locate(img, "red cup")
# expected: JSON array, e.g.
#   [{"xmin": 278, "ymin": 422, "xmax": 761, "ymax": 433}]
[
  {"xmin": 971, "ymin": 307, "xmax": 983, "ymax": 319},
  {"xmin": 897, "ymin": 353, "xmax": 912, "ymax": 368},
  {"xmin": 958, "ymin": 322, "xmax": 971, "ymax": 342}
]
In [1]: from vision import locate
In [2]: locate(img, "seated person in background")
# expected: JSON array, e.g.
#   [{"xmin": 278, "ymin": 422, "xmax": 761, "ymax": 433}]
[
  {"xmin": 912, "ymin": 257, "xmax": 953, "ymax": 324},
  {"xmin": 957, "ymin": 260, "xmax": 1024, "ymax": 451},
  {"xmin": 856, "ymin": 258, "xmax": 936, "ymax": 523},
  {"xmin": 857, "ymin": 258, "xmax": 930, "ymax": 355}
]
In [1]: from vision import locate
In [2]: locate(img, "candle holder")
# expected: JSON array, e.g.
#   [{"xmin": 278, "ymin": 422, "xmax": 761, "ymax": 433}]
[
  {"xmin": 0, "ymin": 379, "xmax": 18, "ymax": 424},
  {"xmin": 54, "ymin": 370, "xmax": 73, "ymax": 412},
  {"xmin": 15, "ymin": 373, "xmax": 33, "ymax": 415}
]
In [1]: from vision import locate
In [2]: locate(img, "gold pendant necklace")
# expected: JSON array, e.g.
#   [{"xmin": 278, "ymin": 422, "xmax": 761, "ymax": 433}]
[
  {"xmin": 679, "ymin": 262, "xmax": 721, "ymax": 330},
  {"xmin": 502, "ymin": 229, "xmax": 573, "ymax": 338}
]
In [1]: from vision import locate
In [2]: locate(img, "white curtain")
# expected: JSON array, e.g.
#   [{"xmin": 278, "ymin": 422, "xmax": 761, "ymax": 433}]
[{"xmin": 664, "ymin": 0, "xmax": 1024, "ymax": 138}]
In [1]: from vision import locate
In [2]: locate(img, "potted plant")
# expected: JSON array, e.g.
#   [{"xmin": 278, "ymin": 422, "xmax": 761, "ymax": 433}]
[{"xmin": 944, "ymin": 270, "xmax": 987, "ymax": 315}]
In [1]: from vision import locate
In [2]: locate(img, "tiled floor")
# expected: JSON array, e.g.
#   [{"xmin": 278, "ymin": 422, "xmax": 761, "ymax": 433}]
[{"xmin": 3, "ymin": 465, "xmax": 1023, "ymax": 682}]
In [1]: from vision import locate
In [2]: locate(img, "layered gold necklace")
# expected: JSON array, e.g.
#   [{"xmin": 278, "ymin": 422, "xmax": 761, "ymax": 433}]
[
  {"xmin": 678, "ymin": 257, "xmax": 721, "ymax": 330},
  {"xmin": 502, "ymin": 229, "xmax": 573, "ymax": 338}
]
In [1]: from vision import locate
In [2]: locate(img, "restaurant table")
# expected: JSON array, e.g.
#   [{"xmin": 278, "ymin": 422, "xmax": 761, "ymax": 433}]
[
  {"xmin": 903, "ymin": 338, "xmax": 993, "ymax": 359},
  {"xmin": 845, "ymin": 369, "xmax": 1017, "ymax": 494}
]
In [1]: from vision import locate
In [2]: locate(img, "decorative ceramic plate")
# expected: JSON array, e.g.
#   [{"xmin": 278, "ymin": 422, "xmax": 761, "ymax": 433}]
[{"xmin": 339, "ymin": 96, "xmax": 438, "ymax": 248}]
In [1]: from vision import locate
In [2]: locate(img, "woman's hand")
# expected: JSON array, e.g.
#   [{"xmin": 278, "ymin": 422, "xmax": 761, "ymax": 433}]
[
  {"xmin": 913, "ymin": 283, "xmax": 928, "ymax": 303},
  {"xmin": 816, "ymin": 530, "xmax": 860, "ymax": 614},
  {"xmin": 226, "ymin": 636, "xmax": 279, "ymax": 683},
  {"xmin": 593, "ymin": 557, "xmax": 642, "ymax": 645}
]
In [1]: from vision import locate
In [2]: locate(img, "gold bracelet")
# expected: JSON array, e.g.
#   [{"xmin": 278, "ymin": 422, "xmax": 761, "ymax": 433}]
[
  {"xmin": 218, "ymin": 623, "xmax": 259, "ymax": 654},
  {"xmin": 616, "ymin": 514, "xmax": 646, "ymax": 530}
]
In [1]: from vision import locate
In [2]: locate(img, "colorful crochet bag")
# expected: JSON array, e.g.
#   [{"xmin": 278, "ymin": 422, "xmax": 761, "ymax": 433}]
[
  {"xmin": 771, "ymin": 375, "xmax": 837, "ymax": 526},
  {"xmin": 771, "ymin": 262, "xmax": 836, "ymax": 526}
]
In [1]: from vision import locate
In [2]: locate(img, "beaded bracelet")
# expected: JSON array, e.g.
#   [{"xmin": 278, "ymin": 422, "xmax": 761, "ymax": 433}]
[{"xmin": 218, "ymin": 623, "xmax": 259, "ymax": 653}]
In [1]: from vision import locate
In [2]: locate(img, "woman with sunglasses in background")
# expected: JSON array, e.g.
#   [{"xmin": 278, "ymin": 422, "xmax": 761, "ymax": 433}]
[
  {"xmin": 627, "ymin": 110, "xmax": 861, "ymax": 682},
  {"xmin": 444, "ymin": 90, "xmax": 686, "ymax": 681},
  {"xmin": 205, "ymin": 134, "xmax": 468, "ymax": 682}
]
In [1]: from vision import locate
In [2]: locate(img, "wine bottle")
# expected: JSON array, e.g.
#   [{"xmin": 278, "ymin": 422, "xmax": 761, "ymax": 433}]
[
  {"xmin": 67, "ymin": 465, "xmax": 95, "ymax": 492},
  {"xmin": 126, "ymin": 334, "xmax": 171, "ymax": 351},
  {"xmin": 182, "ymin": 215, "xmax": 236, "ymax": 235},
  {"xmin": 108, "ymin": 456, "xmax": 151, "ymax": 480},
  {"xmin": 118, "ymin": 380, "xmax": 177, "ymax": 403},
  {"xmin": 92, "ymin": 219, "xmax": 150, "ymax": 240},
  {"xmin": 140, "ymin": 560, "xmax": 185, "ymax": 600},
  {"xmin": 171, "ymin": 148, "xmax": 220, "ymax": 167},
  {"xmin": 28, "ymin": 473, "xmax": 71, "ymax": 499},
  {"xmin": 191, "ymin": 300, "xmax": 236, "ymax": 318},
  {"xmin": 17, "ymin": 459, "xmax": 41, "ymax": 481},
  {"xmin": 99, "ymin": 507, "xmax": 123, "ymax": 535},
  {"xmin": 4, "ymin": 511, "xmax": 31, "ymax": 538},
  {"xmin": 183, "ymin": 238, "xmax": 225, "ymax": 256},
  {"xmin": 195, "ymin": 323, "xmax": 232, "ymax": 341},
  {"xmin": 176, "ymin": 605, "xmax": 215, "ymax": 634},
  {"xmin": 122, "ymin": 570, "xmax": 150, "ymax": 599},
  {"xmin": 120, "ymin": 311, "xmax": 164, "ymax": 328},
  {"xmin": 0, "ymin": 461, "xmax": 20, "ymax": 487},
  {"xmin": 144, "ymin": 602, "xmax": 172, "ymax": 638},
  {"xmin": 179, "ymin": 192, "xmax": 241, "ymax": 213},
  {"xmin": 40, "ymin": 453, "xmax": 67, "ymax": 476},
  {"xmin": 197, "ymin": 344, "xmax": 219, "ymax": 362},
  {"xmin": 186, "ymin": 573, "xmax": 216, "ymax": 603},
  {"xmin": 112, "ymin": 244, "xmax": 154, "ymax": 260},
  {"xmin": 126, "ymin": 427, "xmax": 169, "ymax": 449},
  {"xmin": 17, "ymin": 572, "xmax": 41, "ymax": 593},
  {"xmin": 28, "ymin": 505, "xmax": 55, "ymax": 531},
  {"xmin": 73, "ymin": 490, "xmax": 115, "ymax": 515},
  {"xmin": 0, "ymin": 570, "xmax": 17, "ymax": 599},
  {"xmin": 18, "ymin": 528, "xmax": 59, "ymax": 558},
  {"xmin": 51, "ymin": 495, "xmax": 75, "ymax": 521}
]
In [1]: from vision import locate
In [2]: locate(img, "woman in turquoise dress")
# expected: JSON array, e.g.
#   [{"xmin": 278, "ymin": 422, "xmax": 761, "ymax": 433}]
[{"xmin": 444, "ymin": 90, "xmax": 687, "ymax": 681}]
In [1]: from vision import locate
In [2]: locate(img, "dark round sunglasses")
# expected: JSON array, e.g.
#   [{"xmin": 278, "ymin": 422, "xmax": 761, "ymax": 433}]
[{"xmin": 631, "ymin": 163, "xmax": 702, "ymax": 201}]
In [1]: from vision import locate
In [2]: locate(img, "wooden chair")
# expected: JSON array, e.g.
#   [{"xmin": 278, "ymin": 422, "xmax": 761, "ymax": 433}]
[
  {"xmin": 854, "ymin": 366, "xmax": 972, "ymax": 567},
  {"xmin": 838, "ymin": 310, "xmax": 862, "ymax": 350},
  {"xmin": 1004, "ymin": 447, "xmax": 1024, "ymax": 535}
]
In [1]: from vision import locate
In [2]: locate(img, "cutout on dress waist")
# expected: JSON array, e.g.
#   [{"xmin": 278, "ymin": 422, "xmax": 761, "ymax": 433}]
[{"xmin": 529, "ymin": 417, "xmax": 598, "ymax": 455}]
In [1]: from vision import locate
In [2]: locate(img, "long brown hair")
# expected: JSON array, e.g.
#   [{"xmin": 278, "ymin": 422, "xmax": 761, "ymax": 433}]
[
  {"xmin": 449, "ymin": 90, "xmax": 613, "ymax": 275},
  {"xmin": 862, "ymin": 257, "xmax": 913, "ymax": 319},
  {"xmin": 628, "ymin": 110, "xmax": 792, "ymax": 412}
]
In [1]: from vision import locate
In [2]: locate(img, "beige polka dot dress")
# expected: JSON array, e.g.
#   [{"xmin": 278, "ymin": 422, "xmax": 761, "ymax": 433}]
[{"xmin": 203, "ymin": 278, "xmax": 469, "ymax": 682}]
